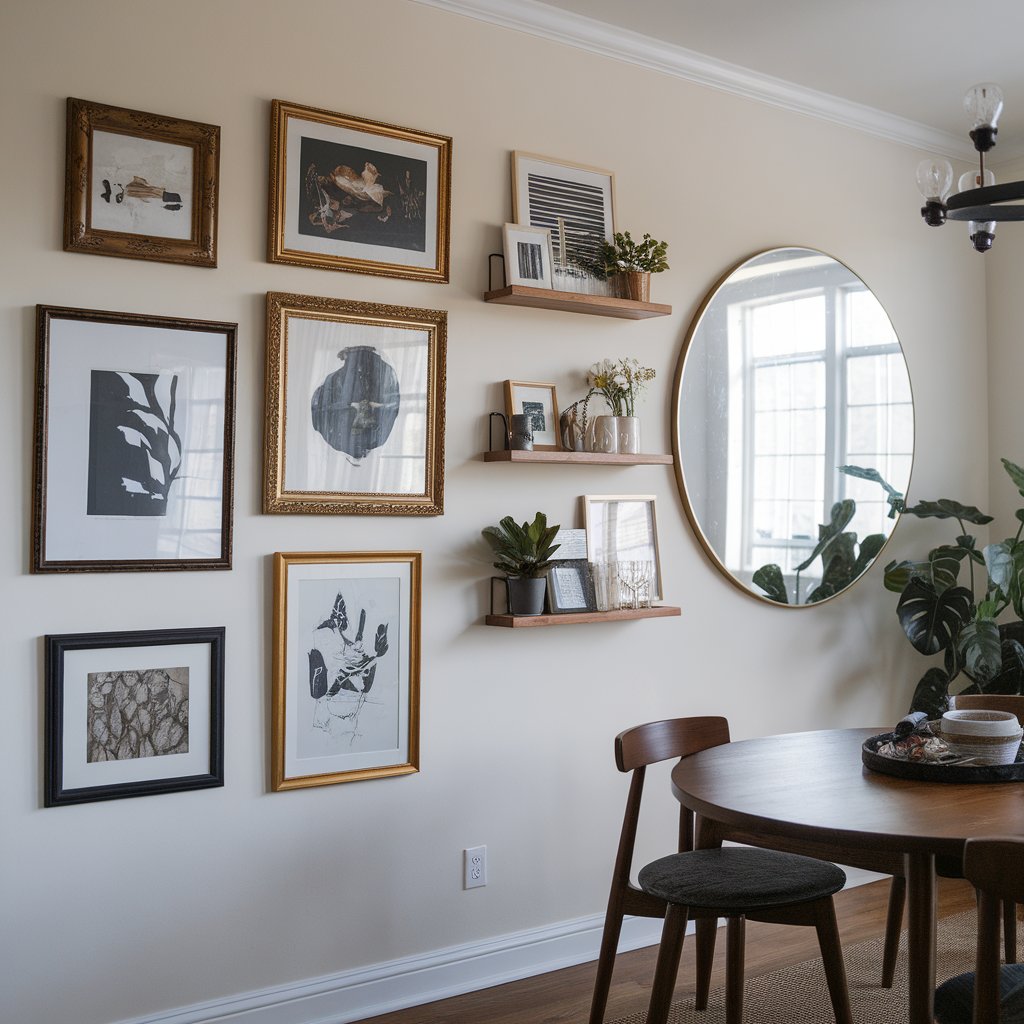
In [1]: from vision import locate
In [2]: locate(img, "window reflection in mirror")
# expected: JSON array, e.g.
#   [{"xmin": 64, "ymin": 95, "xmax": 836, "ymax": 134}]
[{"xmin": 675, "ymin": 249, "xmax": 913, "ymax": 605}]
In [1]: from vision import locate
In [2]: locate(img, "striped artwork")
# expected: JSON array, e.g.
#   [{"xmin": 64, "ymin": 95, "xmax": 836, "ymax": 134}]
[{"xmin": 526, "ymin": 172, "xmax": 607, "ymax": 268}]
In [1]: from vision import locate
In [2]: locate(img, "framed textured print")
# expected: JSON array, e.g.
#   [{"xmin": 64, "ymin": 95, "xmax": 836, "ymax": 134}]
[
  {"xmin": 268, "ymin": 100, "xmax": 452, "ymax": 283},
  {"xmin": 45, "ymin": 627, "xmax": 225, "ymax": 806},
  {"xmin": 583, "ymin": 494, "xmax": 663, "ymax": 600},
  {"xmin": 272, "ymin": 552, "xmax": 421, "ymax": 790},
  {"xmin": 64, "ymin": 97, "xmax": 220, "ymax": 267},
  {"xmin": 33, "ymin": 305, "xmax": 237, "ymax": 572},
  {"xmin": 502, "ymin": 223, "xmax": 554, "ymax": 288},
  {"xmin": 503, "ymin": 380, "xmax": 560, "ymax": 450},
  {"xmin": 264, "ymin": 292, "xmax": 446, "ymax": 515},
  {"xmin": 546, "ymin": 558, "xmax": 597, "ymax": 614}
]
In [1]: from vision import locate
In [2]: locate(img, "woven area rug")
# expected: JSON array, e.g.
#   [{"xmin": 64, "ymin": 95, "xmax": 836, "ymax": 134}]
[{"xmin": 609, "ymin": 909, "xmax": 990, "ymax": 1023}]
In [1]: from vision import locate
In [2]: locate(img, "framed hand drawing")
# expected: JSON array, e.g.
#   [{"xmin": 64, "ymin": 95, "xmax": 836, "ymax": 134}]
[
  {"xmin": 64, "ymin": 97, "xmax": 220, "ymax": 267},
  {"xmin": 45, "ymin": 627, "xmax": 225, "ymax": 806},
  {"xmin": 33, "ymin": 305, "xmax": 237, "ymax": 572},
  {"xmin": 268, "ymin": 100, "xmax": 452, "ymax": 283},
  {"xmin": 583, "ymin": 494, "xmax": 663, "ymax": 600},
  {"xmin": 272, "ymin": 552, "xmax": 421, "ymax": 790},
  {"xmin": 263, "ymin": 292, "xmax": 446, "ymax": 515}
]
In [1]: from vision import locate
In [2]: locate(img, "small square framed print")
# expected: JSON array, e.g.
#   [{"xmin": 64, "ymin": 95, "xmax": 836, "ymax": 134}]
[
  {"xmin": 33, "ymin": 305, "xmax": 237, "ymax": 572},
  {"xmin": 583, "ymin": 494, "xmax": 663, "ymax": 600},
  {"xmin": 546, "ymin": 559, "xmax": 597, "ymax": 614},
  {"xmin": 503, "ymin": 223, "xmax": 554, "ymax": 288},
  {"xmin": 503, "ymin": 380, "xmax": 561, "ymax": 451},
  {"xmin": 64, "ymin": 97, "xmax": 220, "ymax": 267},
  {"xmin": 272, "ymin": 551, "xmax": 421, "ymax": 789},
  {"xmin": 45, "ymin": 627, "xmax": 225, "ymax": 806}
]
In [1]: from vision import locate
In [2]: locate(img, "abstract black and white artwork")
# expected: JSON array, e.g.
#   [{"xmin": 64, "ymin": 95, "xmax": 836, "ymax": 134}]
[
  {"xmin": 270, "ymin": 101, "xmax": 452, "ymax": 283},
  {"xmin": 501, "ymin": 223, "xmax": 554, "ymax": 289},
  {"xmin": 34, "ymin": 306, "xmax": 237, "ymax": 572},
  {"xmin": 503, "ymin": 380, "xmax": 560, "ymax": 451},
  {"xmin": 273, "ymin": 552, "xmax": 421, "ymax": 790},
  {"xmin": 265, "ymin": 293, "xmax": 446, "ymax": 515},
  {"xmin": 45, "ymin": 627, "xmax": 224, "ymax": 806}
]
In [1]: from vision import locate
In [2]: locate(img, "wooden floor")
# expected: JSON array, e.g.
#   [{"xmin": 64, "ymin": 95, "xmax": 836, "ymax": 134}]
[{"xmin": 363, "ymin": 877, "xmax": 977, "ymax": 1024}]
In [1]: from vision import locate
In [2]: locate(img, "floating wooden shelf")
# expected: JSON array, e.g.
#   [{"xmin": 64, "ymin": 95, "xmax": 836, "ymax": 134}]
[
  {"xmin": 483, "ymin": 449, "xmax": 673, "ymax": 465},
  {"xmin": 484, "ymin": 606, "xmax": 681, "ymax": 628},
  {"xmin": 484, "ymin": 285, "xmax": 672, "ymax": 320}
]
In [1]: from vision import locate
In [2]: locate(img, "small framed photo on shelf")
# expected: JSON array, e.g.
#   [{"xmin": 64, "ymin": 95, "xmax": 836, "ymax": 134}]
[
  {"xmin": 33, "ymin": 305, "xmax": 237, "ymax": 573},
  {"xmin": 264, "ymin": 292, "xmax": 446, "ymax": 515},
  {"xmin": 502, "ymin": 223, "xmax": 554, "ymax": 288},
  {"xmin": 503, "ymin": 380, "xmax": 561, "ymax": 451},
  {"xmin": 583, "ymin": 494, "xmax": 663, "ymax": 600},
  {"xmin": 268, "ymin": 100, "xmax": 452, "ymax": 283},
  {"xmin": 546, "ymin": 558, "xmax": 597, "ymax": 614},
  {"xmin": 64, "ymin": 97, "xmax": 220, "ymax": 268},
  {"xmin": 272, "ymin": 551, "xmax": 421, "ymax": 790},
  {"xmin": 45, "ymin": 627, "xmax": 225, "ymax": 806}
]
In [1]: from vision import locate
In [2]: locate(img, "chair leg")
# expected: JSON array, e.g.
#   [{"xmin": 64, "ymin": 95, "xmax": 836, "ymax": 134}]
[
  {"xmin": 1004, "ymin": 899, "xmax": 1018, "ymax": 964},
  {"xmin": 589, "ymin": 900, "xmax": 625, "ymax": 1024},
  {"xmin": 645, "ymin": 904, "xmax": 689, "ymax": 1024},
  {"xmin": 814, "ymin": 898, "xmax": 853, "ymax": 1024},
  {"xmin": 881, "ymin": 875, "xmax": 905, "ymax": 988},
  {"xmin": 724, "ymin": 916, "xmax": 745, "ymax": 1024},
  {"xmin": 695, "ymin": 916, "xmax": 718, "ymax": 1010}
]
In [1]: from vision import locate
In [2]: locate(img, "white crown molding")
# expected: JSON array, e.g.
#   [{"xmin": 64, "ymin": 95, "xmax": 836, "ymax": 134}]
[{"xmin": 412, "ymin": 0, "xmax": 981, "ymax": 162}]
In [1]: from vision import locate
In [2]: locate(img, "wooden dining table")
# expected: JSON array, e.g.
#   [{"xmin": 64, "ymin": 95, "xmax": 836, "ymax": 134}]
[{"xmin": 670, "ymin": 727, "xmax": 1024, "ymax": 1024}]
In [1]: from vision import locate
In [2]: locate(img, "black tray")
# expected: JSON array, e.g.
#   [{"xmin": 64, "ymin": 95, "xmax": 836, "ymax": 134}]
[{"xmin": 862, "ymin": 731, "xmax": 1024, "ymax": 783}]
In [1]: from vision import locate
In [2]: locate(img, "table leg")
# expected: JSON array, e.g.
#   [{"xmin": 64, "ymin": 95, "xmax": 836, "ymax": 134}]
[{"xmin": 905, "ymin": 852, "xmax": 936, "ymax": 1024}]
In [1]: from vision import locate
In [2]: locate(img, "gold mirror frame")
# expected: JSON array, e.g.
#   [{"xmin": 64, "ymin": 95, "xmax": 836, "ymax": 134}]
[{"xmin": 672, "ymin": 247, "xmax": 915, "ymax": 608}]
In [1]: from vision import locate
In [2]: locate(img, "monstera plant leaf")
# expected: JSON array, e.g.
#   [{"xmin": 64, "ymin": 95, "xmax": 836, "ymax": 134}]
[
  {"xmin": 883, "ymin": 545, "xmax": 966, "ymax": 595},
  {"xmin": 751, "ymin": 564, "xmax": 788, "ymax": 604},
  {"xmin": 901, "ymin": 499, "xmax": 994, "ymax": 526},
  {"xmin": 909, "ymin": 667, "xmax": 953, "ymax": 718},
  {"xmin": 896, "ymin": 579, "xmax": 973, "ymax": 655},
  {"xmin": 984, "ymin": 540, "xmax": 1024, "ymax": 618},
  {"xmin": 958, "ymin": 618, "xmax": 1003, "ymax": 685},
  {"xmin": 1002, "ymin": 458, "xmax": 1024, "ymax": 497},
  {"xmin": 839, "ymin": 465, "xmax": 905, "ymax": 517},
  {"xmin": 806, "ymin": 533, "xmax": 857, "ymax": 604},
  {"xmin": 794, "ymin": 500, "xmax": 856, "ymax": 574}
]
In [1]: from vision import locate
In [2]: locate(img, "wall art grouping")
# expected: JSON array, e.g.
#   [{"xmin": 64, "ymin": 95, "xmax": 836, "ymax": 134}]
[{"xmin": 272, "ymin": 551, "xmax": 421, "ymax": 789}]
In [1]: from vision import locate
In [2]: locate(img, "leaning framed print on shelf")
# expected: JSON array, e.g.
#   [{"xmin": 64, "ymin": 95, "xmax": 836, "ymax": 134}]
[
  {"xmin": 582, "ymin": 494, "xmax": 663, "ymax": 600},
  {"xmin": 45, "ymin": 626, "xmax": 225, "ymax": 806},
  {"xmin": 63, "ymin": 97, "xmax": 220, "ymax": 267},
  {"xmin": 272, "ymin": 551, "xmax": 421, "ymax": 790},
  {"xmin": 503, "ymin": 379, "xmax": 561, "ymax": 451},
  {"xmin": 33, "ymin": 305, "xmax": 237, "ymax": 572},
  {"xmin": 547, "ymin": 558, "xmax": 597, "ymax": 614},
  {"xmin": 502, "ymin": 223, "xmax": 554, "ymax": 288},
  {"xmin": 268, "ymin": 100, "xmax": 452, "ymax": 282},
  {"xmin": 263, "ymin": 292, "xmax": 446, "ymax": 515}
]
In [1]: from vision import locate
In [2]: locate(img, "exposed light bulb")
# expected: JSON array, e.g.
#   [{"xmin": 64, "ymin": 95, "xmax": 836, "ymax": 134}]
[
  {"xmin": 964, "ymin": 83, "xmax": 1004, "ymax": 129},
  {"xmin": 917, "ymin": 158, "xmax": 954, "ymax": 200},
  {"xmin": 969, "ymin": 221, "xmax": 996, "ymax": 252},
  {"xmin": 958, "ymin": 168, "xmax": 996, "ymax": 192}
]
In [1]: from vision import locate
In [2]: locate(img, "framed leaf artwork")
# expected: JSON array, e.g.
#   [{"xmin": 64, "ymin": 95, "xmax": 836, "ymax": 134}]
[{"xmin": 32, "ymin": 305, "xmax": 237, "ymax": 572}]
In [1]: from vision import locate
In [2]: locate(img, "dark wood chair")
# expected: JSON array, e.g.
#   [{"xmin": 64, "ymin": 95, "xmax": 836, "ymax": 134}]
[
  {"xmin": 933, "ymin": 836, "xmax": 1024, "ymax": 1023},
  {"xmin": 588, "ymin": 717, "xmax": 853, "ymax": 1024}
]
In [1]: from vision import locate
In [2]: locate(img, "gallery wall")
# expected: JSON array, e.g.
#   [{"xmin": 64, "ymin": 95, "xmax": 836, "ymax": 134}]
[{"xmin": 0, "ymin": 1, "xmax": 996, "ymax": 1022}]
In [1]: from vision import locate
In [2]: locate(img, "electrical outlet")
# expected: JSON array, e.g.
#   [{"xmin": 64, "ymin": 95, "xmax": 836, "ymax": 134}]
[{"xmin": 463, "ymin": 845, "xmax": 487, "ymax": 889}]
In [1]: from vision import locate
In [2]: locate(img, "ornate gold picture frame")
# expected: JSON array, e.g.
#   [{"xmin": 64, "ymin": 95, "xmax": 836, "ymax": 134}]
[
  {"xmin": 268, "ymin": 100, "xmax": 452, "ymax": 283},
  {"xmin": 263, "ymin": 292, "xmax": 446, "ymax": 515},
  {"xmin": 64, "ymin": 97, "xmax": 220, "ymax": 267},
  {"xmin": 272, "ymin": 551, "xmax": 421, "ymax": 790}
]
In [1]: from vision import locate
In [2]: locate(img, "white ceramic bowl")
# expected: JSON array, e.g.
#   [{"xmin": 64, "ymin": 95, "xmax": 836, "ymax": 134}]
[{"xmin": 941, "ymin": 709, "xmax": 1021, "ymax": 737}]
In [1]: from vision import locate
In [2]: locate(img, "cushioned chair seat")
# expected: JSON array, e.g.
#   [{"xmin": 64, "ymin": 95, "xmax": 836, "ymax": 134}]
[
  {"xmin": 934, "ymin": 963, "xmax": 1024, "ymax": 1023},
  {"xmin": 638, "ymin": 847, "xmax": 847, "ymax": 912}
]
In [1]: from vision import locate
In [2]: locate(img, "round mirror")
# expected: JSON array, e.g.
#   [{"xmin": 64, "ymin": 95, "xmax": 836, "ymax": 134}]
[{"xmin": 674, "ymin": 248, "xmax": 914, "ymax": 606}]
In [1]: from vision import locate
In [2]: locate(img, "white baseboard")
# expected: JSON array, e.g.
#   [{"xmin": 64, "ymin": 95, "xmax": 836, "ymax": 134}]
[{"xmin": 114, "ymin": 872, "xmax": 880, "ymax": 1024}]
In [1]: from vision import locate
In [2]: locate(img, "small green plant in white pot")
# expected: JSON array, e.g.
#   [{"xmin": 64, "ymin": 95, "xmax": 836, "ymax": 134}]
[{"xmin": 482, "ymin": 512, "xmax": 560, "ymax": 615}]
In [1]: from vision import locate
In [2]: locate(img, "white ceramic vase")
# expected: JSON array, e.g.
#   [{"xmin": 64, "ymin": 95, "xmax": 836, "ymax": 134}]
[
  {"xmin": 585, "ymin": 415, "xmax": 619, "ymax": 454},
  {"xmin": 616, "ymin": 416, "xmax": 640, "ymax": 454}
]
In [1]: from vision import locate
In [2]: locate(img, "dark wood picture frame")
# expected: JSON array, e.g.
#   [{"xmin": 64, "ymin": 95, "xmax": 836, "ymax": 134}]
[
  {"xmin": 45, "ymin": 627, "xmax": 225, "ymax": 806},
  {"xmin": 546, "ymin": 558, "xmax": 598, "ymax": 613},
  {"xmin": 33, "ymin": 304, "xmax": 237, "ymax": 572},
  {"xmin": 64, "ymin": 97, "xmax": 220, "ymax": 267}
]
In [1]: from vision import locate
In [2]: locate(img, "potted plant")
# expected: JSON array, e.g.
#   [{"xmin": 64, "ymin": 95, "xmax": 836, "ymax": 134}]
[
  {"xmin": 884, "ymin": 458, "xmax": 1024, "ymax": 719},
  {"xmin": 596, "ymin": 230, "xmax": 669, "ymax": 302},
  {"xmin": 482, "ymin": 512, "xmax": 560, "ymax": 616}
]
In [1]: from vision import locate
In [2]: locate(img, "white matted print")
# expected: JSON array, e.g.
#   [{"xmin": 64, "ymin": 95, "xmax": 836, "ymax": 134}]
[
  {"xmin": 273, "ymin": 552, "xmax": 421, "ymax": 789},
  {"xmin": 583, "ymin": 494, "xmax": 663, "ymax": 600},
  {"xmin": 504, "ymin": 379, "xmax": 561, "ymax": 450},
  {"xmin": 502, "ymin": 223, "xmax": 554, "ymax": 288},
  {"xmin": 33, "ymin": 306, "xmax": 236, "ymax": 572},
  {"xmin": 264, "ymin": 293, "xmax": 446, "ymax": 515}
]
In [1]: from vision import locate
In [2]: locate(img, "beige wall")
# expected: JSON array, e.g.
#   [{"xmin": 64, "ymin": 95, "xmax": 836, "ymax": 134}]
[{"xmin": 0, "ymin": 2, "xmax": 991, "ymax": 1022}]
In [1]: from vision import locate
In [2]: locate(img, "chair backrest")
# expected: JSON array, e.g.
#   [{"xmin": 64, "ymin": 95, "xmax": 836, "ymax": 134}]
[
  {"xmin": 953, "ymin": 694, "xmax": 1024, "ymax": 728},
  {"xmin": 962, "ymin": 837, "xmax": 1024, "ymax": 1021}
]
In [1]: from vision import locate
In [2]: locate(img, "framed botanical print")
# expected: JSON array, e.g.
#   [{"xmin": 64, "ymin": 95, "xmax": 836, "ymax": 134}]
[
  {"xmin": 504, "ymin": 380, "xmax": 560, "ymax": 451},
  {"xmin": 64, "ymin": 97, "xmax": 220, "ymax": 267},
  {"xmin": 33, "ymin": 305, "xmax": 237, "ymax": 572},
  {"xmin": 264, "ymin": 292, "xmax": 446, "ymax": 515},
  {"xmin": 45, "ymin": 627, "xmax": 225, "ymax": 806},
  {"xmin": 583, "ymin": 494, "xmax": 663, "ymax": 600},
  {"xmin": 272, "ymin": 552, "xmax": 421, "ymax": 790},
  {"xmin": 268, "ymin": 100, "xmax": 452, "ymax": 283}
]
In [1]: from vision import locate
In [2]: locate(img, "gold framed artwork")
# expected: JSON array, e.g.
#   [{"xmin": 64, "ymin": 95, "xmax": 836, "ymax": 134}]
[
  {"xmin": 504, "ymin": 380, "xmax": 561, "ymax": 450},
  {"xmin": 272, "ymin": 551, "xmax": 421, "ymax": 790},
  {"xmin": 268, "ymin": 100, "xmax": 452, "ymax": 283},
  {"xmin": 63, "ymin": 97, "xmax": 220, "ymax": 267},
  {"xmin": 263, "ymin": 292, "xmax": 446, "ymax": 515}
]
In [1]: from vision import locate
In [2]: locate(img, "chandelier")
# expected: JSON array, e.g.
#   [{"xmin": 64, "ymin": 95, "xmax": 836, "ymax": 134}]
[{"xmin": 916, "ymin": 83, "xmax": 1024, "ymax": 253}]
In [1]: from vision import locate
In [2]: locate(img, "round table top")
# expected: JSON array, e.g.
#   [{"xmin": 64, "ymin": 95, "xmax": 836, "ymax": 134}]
[{"xmin": 670, "ymin": 727, "xmax": 1024, "ymax": 858}]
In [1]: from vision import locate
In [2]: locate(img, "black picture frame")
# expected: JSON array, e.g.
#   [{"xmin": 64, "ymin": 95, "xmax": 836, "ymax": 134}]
[
  {"xmin": 546, "ymin": 559, "xmax": 597, "ymax": 614},
  {"xmin": 45, "ymin": 627, "xmax": 225, "ymax": 806}
]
